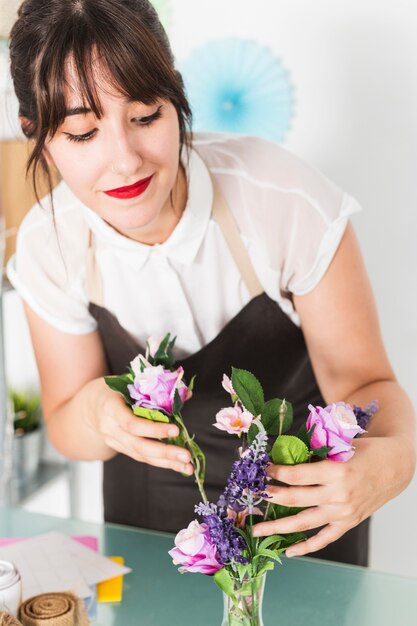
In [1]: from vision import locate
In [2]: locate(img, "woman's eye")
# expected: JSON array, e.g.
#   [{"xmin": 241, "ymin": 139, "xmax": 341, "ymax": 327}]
[
  {"xmin": 133, "ymin": 105, "xmax": 163, "ymax": 126},
  {"xmin": 64, "ymin": 129, "xmax": 97, "ymax": 143}
]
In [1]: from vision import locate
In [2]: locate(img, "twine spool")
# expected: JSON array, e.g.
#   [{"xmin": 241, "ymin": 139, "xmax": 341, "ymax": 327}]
[
  {"xmin": 0, "ymin": 612, "xmax": 23, "ymax": 626},
  {"xmin": 19, "ymin": 593, "xmax": 89, "ymax": 626}
]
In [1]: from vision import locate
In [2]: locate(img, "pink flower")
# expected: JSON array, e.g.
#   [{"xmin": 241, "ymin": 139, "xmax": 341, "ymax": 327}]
[
  {"xmin": 307, "ymin": 402, "xmax": 366, "ymax": 462},
  {"xmin": 213, "ymin": 404, "xmax": 254, "ymax": 435},
  {"xmin": 222, "ymin": 374, "xmax": 236, "ymax": 396},
  {"xmin": 128, "ymin": 363, "xmax": 188, "ymax": 414},
  {"xmin": 168, "ymin": 520, "xmax": 223, "ymax": 574}
]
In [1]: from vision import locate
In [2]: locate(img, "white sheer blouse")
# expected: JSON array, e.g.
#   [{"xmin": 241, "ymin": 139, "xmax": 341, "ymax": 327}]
[{"xmin": 7, "ymin": 132, "xmax": 362, "ymax": 359}]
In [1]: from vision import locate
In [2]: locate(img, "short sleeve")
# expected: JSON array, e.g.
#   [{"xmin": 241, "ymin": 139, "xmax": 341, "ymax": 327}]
[
  {"xmin": 281, "ymin": 191, "xmax": 363, "ymax": 296},
  {"xmin": 6, "ymin": 202, "xmax": 98, "ymax": 335}
]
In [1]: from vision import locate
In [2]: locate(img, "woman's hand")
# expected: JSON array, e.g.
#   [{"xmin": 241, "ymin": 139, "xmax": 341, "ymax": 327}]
[
  {"xmin": 83, "ymin": 377, "xmax": 194, "ymax": 475},
  {"xmin": 252, "ymin": 435, "xmax": 415, "ymax": 557}
]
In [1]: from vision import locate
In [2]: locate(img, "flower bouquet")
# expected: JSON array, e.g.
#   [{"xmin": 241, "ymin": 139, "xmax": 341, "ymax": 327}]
[
  {"xmin": 105, "ymin": 335, "xmax": 378, "ymax": 626},
  {"xmin": 168, "ymin": 367, "xmax": 378, "ymax": 626}
]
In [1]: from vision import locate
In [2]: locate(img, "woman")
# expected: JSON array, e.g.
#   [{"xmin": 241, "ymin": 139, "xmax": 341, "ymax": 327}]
[{"xmin": 7, "ymin": 0, "xmax": 416, "ymax": 567}]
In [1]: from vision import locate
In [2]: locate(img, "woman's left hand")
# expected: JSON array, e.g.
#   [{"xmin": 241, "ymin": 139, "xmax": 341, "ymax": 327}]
[{"xmin": 252, "ymin": 435, "xmax": 414, "ymax": 557}]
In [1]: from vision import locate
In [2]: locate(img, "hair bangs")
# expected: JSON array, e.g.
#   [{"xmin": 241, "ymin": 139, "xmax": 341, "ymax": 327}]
[{"xmin": 91, "ymin": 18, "xmax": 178, "ymax": 108}]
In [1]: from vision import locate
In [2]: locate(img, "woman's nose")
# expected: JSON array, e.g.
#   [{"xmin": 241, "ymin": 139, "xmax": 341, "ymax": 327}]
[{"xmin": 108, "ymin": 131, "xmax": 143, "ymax": 177}]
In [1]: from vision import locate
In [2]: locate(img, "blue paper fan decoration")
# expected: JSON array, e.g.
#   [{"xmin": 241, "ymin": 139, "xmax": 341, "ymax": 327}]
[{"xmin": 180, "ymin": 38, "xmax": 295, "ymax": 143}]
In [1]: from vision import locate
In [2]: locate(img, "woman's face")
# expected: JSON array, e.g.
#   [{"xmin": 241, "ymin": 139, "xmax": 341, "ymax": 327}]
[{"xmin": 45, "ymin": 61, "xmax": 184, "ymax": 243}]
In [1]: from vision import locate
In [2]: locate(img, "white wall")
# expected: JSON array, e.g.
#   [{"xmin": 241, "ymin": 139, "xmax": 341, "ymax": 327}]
[
  {"xmin": 2, "ymin": 0, "xmax": 416, "ymax": 577},
  {"xmin": 168, "ymin": 0, "xmax": 417, "ymax": 577}
]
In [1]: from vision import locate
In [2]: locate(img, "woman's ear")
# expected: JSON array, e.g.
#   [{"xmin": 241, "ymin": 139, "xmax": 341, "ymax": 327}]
[
  {"xmin": 19, "ymin": 115, "xmax": 59, "ymax": 171},
  {"xmin": 18, "ymin": 115, "xmax": 33, "ymax": 137}
]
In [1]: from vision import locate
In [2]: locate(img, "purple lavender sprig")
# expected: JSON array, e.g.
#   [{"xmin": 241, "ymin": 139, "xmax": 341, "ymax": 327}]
[
  {"xmin": 195, "ymin": 502, "xmax": 248, "ymax": 565},
  {"xmin": 218, "ymin": 432, "xmax": 270, "ymax": 514},
  {"xmin": 353, "ymin": 400, "xmax": 380, "ymax": 431}
]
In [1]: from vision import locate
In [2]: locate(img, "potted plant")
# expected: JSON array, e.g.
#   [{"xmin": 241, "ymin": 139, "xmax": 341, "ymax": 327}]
[{"xmin": 11, "ymin": 390, "xmax": 43, "ymax": 481}]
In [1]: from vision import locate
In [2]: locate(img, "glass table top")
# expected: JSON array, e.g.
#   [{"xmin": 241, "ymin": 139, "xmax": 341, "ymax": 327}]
[{"xmin": 0, "ymin": 506, "xmax": 416, "ymax": 625}]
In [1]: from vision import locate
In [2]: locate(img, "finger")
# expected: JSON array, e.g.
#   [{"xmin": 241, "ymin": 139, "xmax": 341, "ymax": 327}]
[
  {"xmin": 131, "ymin": 433, "xmax": 191, "ymax": 464},
  {"xmin": 118, "ymin": 411, "xmax": 180, "ymax": 440},
  {"xmin": 105, "ymin": 435, "xmax": 194, "ymax": 475},
  {"xmin": 252, "ymin": 506, "xmax": 338, "ymax": 537},
  {"xmin": 106, "ymin": 429, "xmax": 193, "ymax": 474},
  {"xmin": 266, "ymin": 459, "xmax": 347, "ymax": 486},
  {"xmin": 285, "ymin": 523, "xmax": 347, "ymax": 558},
  {"xmin": 265, "ymin": 484, "xmax": 331, "ymax": 508}
]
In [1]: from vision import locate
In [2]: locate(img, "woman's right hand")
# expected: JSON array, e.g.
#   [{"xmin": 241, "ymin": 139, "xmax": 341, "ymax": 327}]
[
  {"xmin": 84, "ymin": 377, "xmax": 194, "ymax": 475},
  {"xmin": 23, "ymin": 305, "xmax": 192, "ymax": 469}
]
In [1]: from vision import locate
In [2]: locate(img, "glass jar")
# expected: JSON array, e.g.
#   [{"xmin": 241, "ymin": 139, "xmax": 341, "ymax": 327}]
[{"xmin": 221, "ymin": 571, "xmax": 266, "ymax": 626}]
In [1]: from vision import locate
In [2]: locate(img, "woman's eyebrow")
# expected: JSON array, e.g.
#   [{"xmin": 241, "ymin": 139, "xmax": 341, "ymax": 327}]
[{"xmin": 64, "ymin": 106, "xmax": 92, "ymax": 117}]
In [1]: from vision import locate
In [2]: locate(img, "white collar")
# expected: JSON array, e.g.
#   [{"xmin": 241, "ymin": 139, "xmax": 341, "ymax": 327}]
[{"xmin": 79, "ymin": 147, "xmax": 213, "ymax": 270}]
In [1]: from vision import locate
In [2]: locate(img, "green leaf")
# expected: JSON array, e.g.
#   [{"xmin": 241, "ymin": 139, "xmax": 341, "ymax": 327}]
[
  {"xmin": 213, "ymin": 568, "xmax": 235, "ymax": 599},
  {"xmin": 236, "ymin": 563, "xmax": 251, "ymax": 582},
  {"xmin": 258, "ymin": 535, "xmax": 286, "ymax": 551},
  {"xmin": 188, "ymin": 375, "xmax": 196, "ymax": 394},
  {"xmin": 231, "ymin": 368, "xmax": 264, "ymax": 416},
  {"xmin": 266, "ymin": 503, "xmax": 307, "ymax": 521},
  {"xmin": 152, "ymin": 333, "xmax": 176, "ymax": 369},
  {"xmin": 306, "ymin": 422, "xmax": 316, "ymax": 448},
  {"xmin": 253, "ymin": 548, "xmax": 282, "ymax": 564},
  {"xmin": 121, "ymin": 370, "xmax": 135, "ymax": 383},
  {"xmin": 257, "ymin": 560, "xmax": 276, "ymax": 576},
  {"xmin": 172, "ymin": 389, "xmax": 183, "ymax": 415},
  {"xmin": 278, "ymin": 532, "xmax": 307, "ymax": 549},
  {"xmin": 261, "ymin": 399, "xmax": 293, "ymax": 436},
  {"xmin": 153, "ymin": 333, "xmax": 170, "ymax": 358},
  {"xmin": 271, "ymin": 435, "xmax": 309, "ymax": 465},
  {"xmin": 311, "ymin": 445, "xmax": 333, "ymax": 459},
  {"xmin": 247, "ymin": 423, "xmax": 258, "ymax": 446},
  {"xmin": 132, "ymin": 405, "xmax": 169, "ymax": 423},
  {"xmin": 104, "ymin": 376, "xmax": 132, "ymax": 404}
]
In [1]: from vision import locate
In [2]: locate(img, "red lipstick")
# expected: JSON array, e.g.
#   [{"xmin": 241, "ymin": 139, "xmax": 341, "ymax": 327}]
[{"xmin": 104, "ymin": 175, "xmax": 153, "ymax": 199}]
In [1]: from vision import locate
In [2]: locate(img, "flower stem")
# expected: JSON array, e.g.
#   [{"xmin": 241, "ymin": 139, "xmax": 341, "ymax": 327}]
[
  {"xmin": 192, "ymin": 454, "xmax": 208, "ymax": 504},
  {"xmin": 174, "ymin": 413, "xmax": 207, "ymax": 504}
]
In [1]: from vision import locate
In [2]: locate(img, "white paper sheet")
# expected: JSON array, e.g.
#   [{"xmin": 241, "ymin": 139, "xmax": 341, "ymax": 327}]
[{"xmin": 0, "ymin": 532, "xmax": 131, "ymax": 600}]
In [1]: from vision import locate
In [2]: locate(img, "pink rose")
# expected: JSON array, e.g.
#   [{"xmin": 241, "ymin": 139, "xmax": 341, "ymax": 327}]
[
  {"xmin": 128, "ymin": 364, "xmax": 188, "ymax": 414},
  {"xmin": 222, "ymin": 374, "xmax": 236, "ymax": 396},
  {"xmin": 168, "ymin": 520, "xmax": 222, "ymax": 574},
  {"xmin": 213, "ymin": 404, "xmax": 254, "ymax": 435},
  {"xmin": 307, "ymin": 402, "xmax": 366, "ymax": 462}
]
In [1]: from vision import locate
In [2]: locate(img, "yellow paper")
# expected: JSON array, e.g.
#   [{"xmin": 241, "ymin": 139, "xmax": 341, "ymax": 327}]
[{"xmin": 97, "ymin": 556, "xmax": 125, "ymax": 603}]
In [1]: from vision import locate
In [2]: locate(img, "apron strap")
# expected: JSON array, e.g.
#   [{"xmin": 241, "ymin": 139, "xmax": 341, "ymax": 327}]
[
  {"xmin": 211, "ymin": 175, "xmax": 264, "ymax": 299},
  {"xmin": 85, "ymin": 173, "xmax": 264, "ymax": 305},
  {"xmin": 86, "ymin": 230, "xmax": 104, "ymax": 306}
]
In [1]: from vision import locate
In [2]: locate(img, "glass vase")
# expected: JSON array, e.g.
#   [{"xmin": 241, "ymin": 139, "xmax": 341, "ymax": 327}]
[{"xmin": 221, "ymin": 572, "xmax": 266, "ymax": 626}]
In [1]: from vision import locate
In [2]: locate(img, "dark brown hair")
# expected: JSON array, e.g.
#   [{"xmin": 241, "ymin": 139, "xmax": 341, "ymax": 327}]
[{"xmin": 9, "ymin": 0, "xmax": 192, "ymax": 205}]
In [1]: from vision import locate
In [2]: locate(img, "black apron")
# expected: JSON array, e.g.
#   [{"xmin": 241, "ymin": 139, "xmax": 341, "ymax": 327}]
[{"xmin": 86, "ymin": 177, "xmax": 370, "ymax": 567}]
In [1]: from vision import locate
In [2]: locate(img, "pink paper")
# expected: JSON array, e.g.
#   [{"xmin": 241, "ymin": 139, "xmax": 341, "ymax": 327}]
[{"xmin": 0, "ymin": 536, "xmax": 98, "ymax": 551}]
